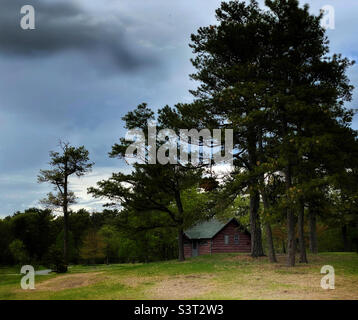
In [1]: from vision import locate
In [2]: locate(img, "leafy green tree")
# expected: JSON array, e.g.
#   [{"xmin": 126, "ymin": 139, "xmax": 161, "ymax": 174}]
[
  {"xmin": 55, "ymin": 229, "xmax": 77, "ymax": 263},
  {"xmin": 38, "ymin": 141, "xmax": 94, "ymax": 266},
  {"xmin": 99, "ymin": 225, "xmax": 121, "ymax": 264},
  {"xmin": 9, "ymin": 239, "xmax": 28, "ymax": 265},
  {"xmin": 0, "ymin": 219, "xmax": 12, "ymax": 264},
  {"xmin": 80, "ymin": 230, "xmax": 106, "ymax": 264},
  {"xmin": 326, "ymin": 168, "xmax": 358, "ymax": 252},
  {"xmin": 10, "ymin": 208, "xmax": 56, "ymax": 262}
]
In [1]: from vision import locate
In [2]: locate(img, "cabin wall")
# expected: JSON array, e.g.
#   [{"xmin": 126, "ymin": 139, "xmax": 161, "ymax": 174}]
[
  {"xmin": 184, "ymin": 238, "xmax": 211, "ymax": 258},
  {"xmin": 198, "ymin": 239, "xmax": 211, "ymax": 255},
  {"xmin": 211, "ymin": 221, "xmax": 251, "ymax": 253}
]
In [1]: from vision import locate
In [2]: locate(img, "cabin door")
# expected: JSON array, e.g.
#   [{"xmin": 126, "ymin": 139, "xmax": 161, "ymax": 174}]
[{"xmin": 192, "ymin": 240, "xmax": 198, "ymax": 257}]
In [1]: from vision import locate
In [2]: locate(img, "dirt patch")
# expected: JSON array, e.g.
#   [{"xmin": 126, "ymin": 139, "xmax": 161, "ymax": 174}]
[
  {"xmin": 117, "ymin": 275, "xmax": 161, "ymax": 288},
  {"xmin": 148, "ymin": 274, "xmax": 216, "ymax": 300},
  {"xmin": 35, "ymin": 272, "xmax": 104, "ymax": 291},
  {"xmin": 214, "ymin": 267, "xmax": 358, "ymax": 300}
]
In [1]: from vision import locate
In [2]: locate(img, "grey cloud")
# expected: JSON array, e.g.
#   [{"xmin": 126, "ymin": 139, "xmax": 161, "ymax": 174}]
[{"xmin": 0, "ymin": 0, "xmax": 156, "ymax": 70}]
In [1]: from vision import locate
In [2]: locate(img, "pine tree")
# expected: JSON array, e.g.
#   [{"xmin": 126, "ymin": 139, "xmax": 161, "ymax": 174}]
[
  {"xmin": 38, "ymin": 141, "xmax": 93, "ymax": 267},
  {"xmin": 88, "ymin": 104, "xmax": 209, "ymax": 261},
  {"xmin": 187, "ymin": 0, "xmax": 356, "ymax": 266}
]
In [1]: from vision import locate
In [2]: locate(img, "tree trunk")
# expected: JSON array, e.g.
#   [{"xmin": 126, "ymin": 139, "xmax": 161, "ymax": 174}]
[
  {"xmin": 261, "ymin": 188, "xmax": 277, "ymax": 263},
  {"xmin": 250, "ymin": 189, "xmax": 264, "ymax": 257},
  {"xmin": 174, "ymin": 190, "xmax": 185, "ymax": 262},
  {"xmin": 178, "ymin": 228, "xmax": 185, "ymax": 261},
  {"xmin": 356, "ymin": 215, "xmax": 358, "ymax": 253},
  {"xmin": 308, "ymin": 203, "xmax": 318, "ymax": 254},
  {"xmin": 342, "ymin": 225, "xmax": 349, "ymax": 252},
  {"xmin": 63, "ymin": 211, "xmax": 69, "ymax": 265},
  {"xmin": 287, "ymin": 208, "xmax": 296, "ymax": 267},
  {"xmin": 265, "ymin": 222, "xmax": 277, "ymax": 263},
  {"xmin": 282, "ymin": 240, "xmax": 286, "ymax": 254},
  {"xmin": 298, "ymin": 200, "xmax": 308, "ymax": 263},
  {"xmin": 247, "ymin": 129, "xmax": 264, "ymax": 258},
  {"xmin": 63, "ymin": 173, "xmax": 69, "ymax": 266},
  {"xmin": 284, "ymin": 166, "xmax": 296, "ymax": 267}
]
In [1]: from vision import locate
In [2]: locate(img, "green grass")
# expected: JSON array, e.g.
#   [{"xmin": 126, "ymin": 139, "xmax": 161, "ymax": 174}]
[{"xmin": 0, "ymin": 252, "xmax": 357, "ymax": 300}]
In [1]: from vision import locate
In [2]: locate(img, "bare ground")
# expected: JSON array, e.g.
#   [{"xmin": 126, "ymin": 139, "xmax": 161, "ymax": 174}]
[
  {"xmin": 34, "ymin": 272, "xmax": 105, "ymax": 291},
  {"xmin": 147, "ymin": 274, "xmax": 216, "ymax": 300}
]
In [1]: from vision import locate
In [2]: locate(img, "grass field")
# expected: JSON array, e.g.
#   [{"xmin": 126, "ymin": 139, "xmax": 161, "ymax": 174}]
[{"xmin": 0, "ymin": 252, "xmax": 357, "ymax": 300}]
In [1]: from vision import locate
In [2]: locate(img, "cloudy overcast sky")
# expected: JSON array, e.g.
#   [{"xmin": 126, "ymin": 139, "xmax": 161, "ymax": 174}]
[{"xmin": 0, "ymin": 0, "xmax": 357, "ymax": 217}]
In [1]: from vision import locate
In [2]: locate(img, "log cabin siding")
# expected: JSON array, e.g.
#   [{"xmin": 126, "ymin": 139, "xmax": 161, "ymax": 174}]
[
  {"xmin": 198, "ymin": 239, "xmax": 211, "ymax": 255},
  {"xmin": 211, "ymin": 220, "xmax": 251, "ymax": 253},
  {"xmin": 184, "ymin": 237, "xmax": 192, "ymax": 258}
]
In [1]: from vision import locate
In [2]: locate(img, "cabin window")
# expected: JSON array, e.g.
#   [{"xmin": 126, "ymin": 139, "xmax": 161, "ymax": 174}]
[
  {"xmin": 199, "ymin": 240, "xmax": 208, "ymax": 245},
  {"xmin": 234, "ymin": 234, "xmax": 239, "ymax": 244},
  {"xmin": 224, "ymin": 235, "xmax": 229, "ymax": 245}
]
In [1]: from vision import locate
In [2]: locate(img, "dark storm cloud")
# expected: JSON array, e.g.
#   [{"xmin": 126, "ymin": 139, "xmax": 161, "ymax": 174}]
[{"xmin": 0, "ymin": 0, "xmax": 156, "ymax": 70}]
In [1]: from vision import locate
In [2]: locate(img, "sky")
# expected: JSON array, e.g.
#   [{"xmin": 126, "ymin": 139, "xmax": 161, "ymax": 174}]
[{"xmin": 0, "ymin": 0, "xmax": 357, "ymax": 217}]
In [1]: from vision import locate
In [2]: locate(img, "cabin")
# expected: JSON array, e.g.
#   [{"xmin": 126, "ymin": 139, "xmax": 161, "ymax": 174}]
[{"xmin": 183, "ymin": 218, "xmax": 251, "ymax": 258}]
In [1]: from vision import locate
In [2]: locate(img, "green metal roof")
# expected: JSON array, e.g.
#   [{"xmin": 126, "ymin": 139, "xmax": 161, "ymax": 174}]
[{"xmin": 184, "ymin": 218, "xmax": 234, "ymax": 239}]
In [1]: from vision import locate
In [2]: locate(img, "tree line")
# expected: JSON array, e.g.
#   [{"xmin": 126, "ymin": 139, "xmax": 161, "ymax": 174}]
[
  {"xmin": 1, "ymin": 0, "xmax": 358, "ymax": 270},
  {"xmin": 0, "ymin": 208, "xmax": 178, "ymax": 269}
]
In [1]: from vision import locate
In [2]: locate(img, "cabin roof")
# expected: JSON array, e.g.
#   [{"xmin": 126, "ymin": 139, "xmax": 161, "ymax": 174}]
[{"xmin": 184, "ymin": 217, "xmax": 241, "ymax": 240}]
